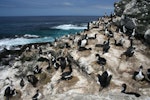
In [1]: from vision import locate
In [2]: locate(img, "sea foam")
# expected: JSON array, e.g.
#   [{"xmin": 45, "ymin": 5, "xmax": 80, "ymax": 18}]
[
  {"xmin": 52, "ymin": 24, "xmax": 87, "ymax": 30},
  {"xmin": 23, "ymin": 34, "xmax": 40, "ymax": 38},
  {"xmin": 0, "ymin": 36, "xmax": 54, "ymax": 50}
]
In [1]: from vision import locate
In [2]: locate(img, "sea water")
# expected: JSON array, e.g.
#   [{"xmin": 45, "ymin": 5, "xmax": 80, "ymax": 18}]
[{"xmin": 0, "ymin": 16, "xmax": 99, "ymax": 50}]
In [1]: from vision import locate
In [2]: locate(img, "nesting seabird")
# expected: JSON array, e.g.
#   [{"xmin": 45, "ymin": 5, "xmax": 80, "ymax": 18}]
[
  {"xmin": 103, "ymin": 38, "xmax": 110, "ymax": 54},
  {"xmin": 20, "ymin": 78, "xmax": 25, "ymax": 88},
  {"xmin": 57, "ymin": 56, "xmax": 67, "ymax": 72},
  {"xmin": 61, "ymin": 64, "xmax": 73, "ymax": 80},
  {"xmin": 121, "ymin": 45, "xmax": 135, "ymax": 60},
  {"xmin": 27, "ymin": 75, "xmax": 38, "ymax": 87},
  {"xmin": 121, "ymin": 83, "xmax": 141, "ymax": 97},
  {"xmin": 146, "ymin": 69, "xmax": 150, "ymax": 81},
  {"xmin": 33, "ymin": 65, "xmax": 42, "ymax": 74},
  {"xmin": 32, "ymin": 89, "xmax": 42, "ymax": 100},
  {"xmin": 114, "ymin": 35, "xmax": 125, "ymax": 46},
  {"xmin": 4, "ymin": 86, "xmax": 17, "ymax": 100},
  {"xmin": 97, "ymin": 71, "xmax": 112, "ymax": 88},
  {"xmin": 78, "ymin": 47, "xmax": 92, "ymax": 51},
  {"xmin": 133, "ymin": 65, "xmax": 145, "ymax": 81},
  {"xmin": 95, "ymin": 54, "xmax": 106, "ymax": 66}
]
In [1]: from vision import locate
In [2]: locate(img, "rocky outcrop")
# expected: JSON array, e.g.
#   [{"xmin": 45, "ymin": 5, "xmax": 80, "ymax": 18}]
[
  {"xmin": 0, "ymin": 3, "xmax": 150, "ymax": 99},
  {"xmin": 114, "ymin": 0, "xmax": 150, "ymax": 44},
  {"xmin": 0, "ymin": 17, "xmax": 150, "ymax": 100}
]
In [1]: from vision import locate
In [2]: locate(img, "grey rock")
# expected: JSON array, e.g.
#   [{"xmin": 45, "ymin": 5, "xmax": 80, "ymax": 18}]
[
  {"xmin": 144, "ymin": 29, "xmax": 150, "ymax": 44},
  {"xmin": 43, "ymin": 93, "xmax": 150, "ymax": 100},
  {"xmin": 121, "ymin": 17, "xmax": 136, "ymax": 30},
  {"xmin": 114, "ymin": 0, "xmax": 150, "ymax": 44}
]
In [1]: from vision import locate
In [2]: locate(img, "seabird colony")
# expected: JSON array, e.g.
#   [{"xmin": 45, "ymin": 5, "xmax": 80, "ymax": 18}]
[{"xmin": 1, "ymin": 14, "xmax": 150, "ymax": 100}]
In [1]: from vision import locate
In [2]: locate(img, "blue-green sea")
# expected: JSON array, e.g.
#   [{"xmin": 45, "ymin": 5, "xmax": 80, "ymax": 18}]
[{"xmin": 0, "ymin": 16, "xmax": 99, "ymax": 50}]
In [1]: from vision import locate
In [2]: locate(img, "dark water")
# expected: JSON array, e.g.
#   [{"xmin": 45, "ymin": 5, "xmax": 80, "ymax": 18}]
[{"xmin": 0, "ymin": 16, "xmax": 99, "ymax": 49}]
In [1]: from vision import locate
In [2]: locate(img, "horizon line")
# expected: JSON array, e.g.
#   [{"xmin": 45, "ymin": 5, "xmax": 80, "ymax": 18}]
[{"xmin": 0, "ymin": 15, "xmax": 103, "ymax": 17}]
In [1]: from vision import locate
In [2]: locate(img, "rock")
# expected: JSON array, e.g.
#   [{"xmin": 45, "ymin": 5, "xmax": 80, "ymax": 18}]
[
  {"xmin": 114, "ymin": 0, "xmax": 150, "ymax": 44},
  {"xmin": 83, "ymin": 65, "xmax": 94, "ymax": 75},
  {"xmin": 13, "ymin": 61, "xmax": 22, "ymax": 68},
  {"xmin": 57, "ymin": 42, "xmax": 69, "ymax": 49},
  {"xmin": 121, "ymin": 17, "xmax": 136, "ymax": 30},
  {"xmin": 0, "ymin": 8, "xmax": 150, "ymax": 100},
  {"xmin": 144, "ymin": 29, "xmax": 150, "ymax": 44},
  {"xmin": 44, "ymin": 93, "xmax": 150, "ymax": 100}
]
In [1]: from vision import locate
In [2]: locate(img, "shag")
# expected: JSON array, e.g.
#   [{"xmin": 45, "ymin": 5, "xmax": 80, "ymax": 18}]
[
  {"xmin": 61, "ymin": 64, "xmax": 73, "ymax": 80},
  {"xmin": 46, "ymin": 61, "xmax": 51, "ymax": 70},
  {"xmin": 57, "ymin": 56, "xmax": 67, "ymax": 72},
  {"xmin": 37, "ymin": 57, "xmax": 49, "ymax": 62},
  {"xmin": 104, "ymin": 28, "xmax": 113, "ymax": 37},
  {"xmin": 53, "ymin": 62, "xmax": 60, "ymax": 70},
  {"xmin": 78, "ymin": 35, "xmax": 88, "ymax": 47},
  {"xmin": 121, "ymin": 45, "xmax": 135, "ymax": 59},
  {"xmin": 95, "ymin": 43, "xmax": 104, "ymax": 47},
  {"xmin": 32, "ymin": 89, "xmax": 42, "ymax": 100},
  {"xmin": 78, "ymin": 47, "xmax": 92, "ymax": 51},
  {"xmin": 133, "ymin": 65, "xmax": 145, "ymax": 81},
  {"xmin": 97, "ymin": 71, "xmax": 112, "ymax": 88},
  {"xmin": 33, "ymin": 65, "xmax": 42, "ymax": 74},
  {"xmin": 121, "ymin": 83, "xmax": 141, "ymax": 97},
  {"xmin": 80, "ymin": 38, "xmax": 88, "ymax": 47},
  {"xmin": 146, "ymin": 68, "xmax": 150, "ymax": 81},
  {"xmin": 20, "ymin": 78, "xmax": 25, "ymax": 88},
  {"xmin": 103, "ymin": 38, "xmax": 110, "ymax": 54},
  {"xmin": 27, "ymin": 75, "xmax": 38, "ymax": 87},
  {"xmin": 114, "ymin": 35, "xmax": 125, "ymax": 46},
  {"xmin": 4, "ymin": 86, "xmax": 17, "ymax": 100},
  {"xmin": 39, "ymin": 47, "xmax": 42, "ymax": 54},
  {"xmin": 95, "ymin": 54, "xmax": 106, "ymax": 66},
  {"xmin": 51, "ymin": 56, "xmax": 60, "ymax": 70}
]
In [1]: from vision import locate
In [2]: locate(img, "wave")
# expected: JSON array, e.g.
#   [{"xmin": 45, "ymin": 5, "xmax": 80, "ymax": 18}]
[
  {"xmin": 23, "ymin": 34, "xmax": 40, "ymax": 39},
  {"xmin": 52, "ymin": 24, "xmax": 87, "ymax": 30},
  {"xmin": 0, "ymin": 36, "xmax": 54, "ymax": 51}
]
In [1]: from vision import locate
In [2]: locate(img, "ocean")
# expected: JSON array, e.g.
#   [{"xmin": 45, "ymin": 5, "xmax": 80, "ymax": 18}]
[{"xmin": 0, "ymin": 16, "xmax": 99, "ymax": 50}]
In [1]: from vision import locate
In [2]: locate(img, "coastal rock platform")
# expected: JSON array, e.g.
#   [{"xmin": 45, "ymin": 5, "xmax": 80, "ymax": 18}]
[{"xmin": 0, "ymin": 16, "xmax": 150, "ymax": 100}]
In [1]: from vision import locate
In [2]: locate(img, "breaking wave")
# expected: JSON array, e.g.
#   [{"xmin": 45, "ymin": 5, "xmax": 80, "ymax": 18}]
[
  {"xmin": 0, "ymin": 36, "xmax": 54, "ymax": 50},
  {"xmin": 52, "ymin": 24, "xmax": 87, "ymax": 30}
]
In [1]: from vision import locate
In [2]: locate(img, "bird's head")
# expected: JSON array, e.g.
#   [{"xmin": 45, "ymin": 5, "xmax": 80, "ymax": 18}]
[
  {"xmin": 95, "ymin": 54, "xmax": 100, "ymax": 57},
  {"xmin": 139, "ymin": 65, "xmax": 143, "ymax": 69}
]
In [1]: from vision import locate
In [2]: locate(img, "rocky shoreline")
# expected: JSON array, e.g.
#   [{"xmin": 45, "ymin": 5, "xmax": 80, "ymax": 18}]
[{"xmin": 0, "ymin": 14, "xmax": 150, "ymax": 100}]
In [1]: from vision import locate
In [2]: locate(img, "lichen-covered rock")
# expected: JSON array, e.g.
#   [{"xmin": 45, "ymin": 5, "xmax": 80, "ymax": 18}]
[
  {"xmin": 120, "ymin": 17, "xmax": 136, "ymax": 30},
  {"xmin": 114, "ymin": 0, "xmax": 150, "ymax": 44}
]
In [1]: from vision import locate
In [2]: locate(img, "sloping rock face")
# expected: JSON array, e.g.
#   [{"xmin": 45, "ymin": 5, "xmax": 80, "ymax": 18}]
[
  {"xmin": 114, "ymin": 0, "xmax": 150, "ymax": 44},
  {"xmin": 44, "ymin": 93, "xmax": 150, "ymax": 100}
]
